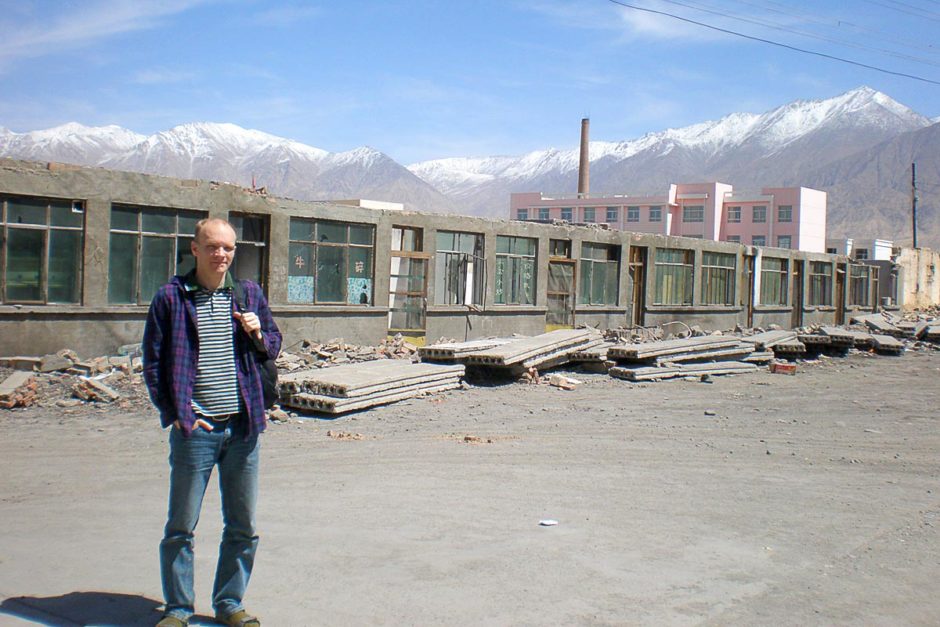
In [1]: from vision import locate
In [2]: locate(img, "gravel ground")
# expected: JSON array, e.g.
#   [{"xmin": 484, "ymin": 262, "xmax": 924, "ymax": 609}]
[{"xmin": 1, "ymin": 347, "xmax": 939, "ymax": 626}]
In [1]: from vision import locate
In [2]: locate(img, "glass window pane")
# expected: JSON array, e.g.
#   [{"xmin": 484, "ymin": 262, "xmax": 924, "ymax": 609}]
[
  {"xmin": 521, "ymin": 257, "xmax": 535, "ymax": 304},
  {"xmin": 579, "ymin": 260, "xmax": 592, "ymax": 304},
  {"xmin": 111, "ymin": 206, "xmax": 139, "ymax": 231},
  {"xmin": 316, "ymin": 245, "xmax": 346, "ymax": 302},
  {"xmin": 290, "ymin": 218, "xmax": 315, "ymax": 242},
  {"xmin": 436, "ymin": 231, "xmax": 456, "ymax": 252},
  {"xmin": 141, "ymin": 209, "xmax": 175, "ymax": 234},
  {"xmin": 48, "ymin": 229, "xmax": 82, "ymax": 303},
  {"xmin": 287, "ymin": 242, "xmax": 314, "ymax": 303},
  {"xmin": 496, "ymin": 236, "xmax": 510, "ymax": 254},
  {"xmin": 348, "ymin": 247, "xmax": 373, "ymax": 305},
  {"xmin": 349, "ymin": 224, "xmax": 373, "ymax": 245},
  {"xmin": 8, "ymin": 198, "xmax": 47, "ymax": 225},
  {"xmin": 456, "ymin": 233, "xmax": 477, "ymax": 254},
  {"xmin": 232, "ymin": 215, "xmax": 265, "ymax": 242},
  {"xmin": 178, "ymin": 210, "xmax": 203, "ymax": 235},
  {"xmin": 50, "ymin": 201, "xmax": 84, "ymax": 228},
  {"xmin": 317, "ymin": 221, "xmax": 346, "ymax": 244},
  {"xmin": 140, "ymin": 236, "xmax": 174, "ymax": 303},
  {"xmin": 108, "ymin": 233, "xmax": 138, "ymax": 303},
  {"xmin": 5, "ymin": 228, "xmax": 43, "ymax": 301},
  {"xmin": 176, "ymin": 236, "xmax": 196, "ymax": 276}
]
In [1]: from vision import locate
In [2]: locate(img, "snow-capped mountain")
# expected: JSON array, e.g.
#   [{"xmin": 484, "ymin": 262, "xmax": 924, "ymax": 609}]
[
  {"xmin": 0, "ymin": 86, "xmax": 936, "ymax": 246},
  {"xmin": 0, "ymin": 122, "xmax": 456, "ymax": 213}
]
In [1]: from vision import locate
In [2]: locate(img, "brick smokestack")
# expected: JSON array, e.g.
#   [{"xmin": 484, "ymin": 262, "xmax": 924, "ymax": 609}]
[{"xmin": 578, "ymin": 117, "xmax": 590, "ymax": 197}]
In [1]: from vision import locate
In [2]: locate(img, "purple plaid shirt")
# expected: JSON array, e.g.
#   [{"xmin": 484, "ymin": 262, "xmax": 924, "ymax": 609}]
[{"xmin": 142, "ymin": 272, "xmax": 282, "ymax": 438}]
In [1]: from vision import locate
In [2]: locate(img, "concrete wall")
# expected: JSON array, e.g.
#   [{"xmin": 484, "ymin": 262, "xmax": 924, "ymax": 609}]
[
  {"xmin": 896, "ymin": 247, "xmax": 940, "ymax": 310},
  {"xmin": 0, "ymin": 159, "xmax": 861, "ymax": 358}
]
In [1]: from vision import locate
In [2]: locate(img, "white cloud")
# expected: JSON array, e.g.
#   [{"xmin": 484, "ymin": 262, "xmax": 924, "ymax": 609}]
[
  {"xmin": 133, "ymin": 68, "xmax": 198, "ymax": 85},
  {"xmin": 0, "ymin": 0, "xmax": 216, "ymax": 67},
  {"xmin": 252, "ymin": 4, "xmax": 321, "ymax": 27}
]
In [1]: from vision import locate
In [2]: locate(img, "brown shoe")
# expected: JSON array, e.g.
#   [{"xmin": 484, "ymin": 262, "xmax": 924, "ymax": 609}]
[
  {"xmin": 156, "ymin": 616, "xmax": 188, "ymax": 627},
  {"xmin": 215, "ymin": 609, "xmax": 260, "ymax": 627}
]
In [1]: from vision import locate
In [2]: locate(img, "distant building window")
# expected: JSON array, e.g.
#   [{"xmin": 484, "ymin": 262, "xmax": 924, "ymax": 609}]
[
  {"xmin": 495, "ymin": 235, "xmax": 536, "ymax": 305},
  {"xmin": 538, "ymin": 207, "xmax": 550, "ymax": 221},
  {"xmin": 434, "ymin": 231, "xmax": 484, "ymax": 305},
  {"xmin": 826, "ymin": 247, "xmax": 838, "ymax": 254},
  {"xmin": 727, "ymin": 206, "xmax": 741, "ymax": 223},
  {"xmin": 626, "ymin": 206, "xmax": 640, "ymax": 223},
  {"xmin": 108, "ymin": 204, "xmax": 205, "ymax": 305},
  {"xmin": 516, "ymin": 208, "xmax": 528, "ymax": 221},
  {"xmin": 760, "ymin": 257, "xmax": 789, "ymax": 306},
  {"xmin": 648, "ymin": 206, "xmax": 662, "ymax": 222},
  {"xmin": 607, "ymin": 206, "xmax": 619, "ymax": 223},
  {"xmin": 549, "ymin": 239, "xmax": 571, "ymax": 258},
  {"xmin": 752, "ymin": 235, "xmax": 766, "ymax": 247},
  {"xmin": 229, "ymin": 213, "xmax": 269, "ymax": 289},
  {"xmin": 776, "ymin": 235, "xmax": 792, "ymax": 249},
  {"xmin": 583, "ymin": 207, "xmax": 596, "ymax": 223},
  {"xmin": 288, "ymin": 218, "xmax": 375, "ymax": 305},
  {"xmin": 752, "ymin": 206, "xmax": 767, "ymax": 223},
  {"xmin": 683, "ymin": 205, "xmax": 704, "ymax": 223},
  {"xmin": 561, "ymin": 207, "xmax": 572, "ymax": 221},
  {"xmin": 701, "ymin": 252, "xmax": 736, "ymax": 305},
  {"xmin": 579, "ymin": 242, "xmax": 619, "ymax": 306},
  {"xmin": 849, "ymin": 264, "xmax": 871, "ymax": 307},
  {"xmin": 654, "ymin": 248, "xmax": 693, "ymax": 305},
  {"xmin": 777, "ymin": 205, "xmax": 792, "ymax": 222},
  {"xmin": 727, "ymin": 235, "xmax": 741, "ymax": 243},
  {"xmin": 2, "ymin": 195, "xmax": 85, "ymax": 304},
  {"xmin": 854, "ymin": 249, "xmax": 869, "ymax": 260},
  {"xmin": 808, "ymin": 261, "xmax": 833, "ymax": 306}
]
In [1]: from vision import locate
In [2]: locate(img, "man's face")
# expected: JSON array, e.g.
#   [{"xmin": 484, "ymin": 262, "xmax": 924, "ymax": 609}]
[{"xmin": 192, "ymin": 221, "xmax": 236, "ymax": 275}]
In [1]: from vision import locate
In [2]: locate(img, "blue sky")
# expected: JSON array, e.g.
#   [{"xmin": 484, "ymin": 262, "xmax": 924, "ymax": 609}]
[{"xmin": 1, "ymin": 0, "xmax": 939, "ymax": 163}]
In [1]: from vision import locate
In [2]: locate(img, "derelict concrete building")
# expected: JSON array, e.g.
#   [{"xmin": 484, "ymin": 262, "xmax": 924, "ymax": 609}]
[{"xmin": 0, "ymin": 159, "xmax": 883, "ymax": 357}]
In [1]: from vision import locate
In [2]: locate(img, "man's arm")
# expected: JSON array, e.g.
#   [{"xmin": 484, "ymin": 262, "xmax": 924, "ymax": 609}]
[{"xmin": 142, "ymin": 290, "xmax": 172, "ymax": 421}]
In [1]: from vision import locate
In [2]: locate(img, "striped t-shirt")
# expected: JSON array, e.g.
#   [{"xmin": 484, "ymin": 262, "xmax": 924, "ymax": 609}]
[{"xmin": 191, "ymin": 288, "xmax": 241, "ymax": 416}]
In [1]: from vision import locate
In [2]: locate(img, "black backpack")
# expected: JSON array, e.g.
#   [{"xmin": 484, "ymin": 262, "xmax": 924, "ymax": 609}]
[{"xmin": 232, "ymin": 280, "xmax": 279, "ymax": 409}]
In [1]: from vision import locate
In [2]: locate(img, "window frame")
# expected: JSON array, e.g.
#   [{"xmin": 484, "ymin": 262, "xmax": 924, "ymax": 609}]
[
  {"xmin": 607, "ymin": 206, "xmax": 619, "ymax": 223},
  {"xmin": 777, "ymin": 205, "xmax": 793, "ymax": 223},
  {"xmin": 727, "ymin": 206, "xmax": 741, "ymax": 223},
  {"xmin": 752, "ymin": 206, "xmax": 767, "ymax": 223},
  {"xmin": 653, "ymin": 247, "xmax": 693, "ymax": 306},
  {"xmin": 701, "ymin": 252, "xmax": 736, "ymax": 306},
  {"xmin": 808, "ymin": 261, "xmax": 833, "ymax": 307},
  {"xmin": 682, "ymin": 205, "xmax": 704, "ymax": 223},
  {"xmin": 1, "ymin": 194, "xmax": 85, "ymax": 304},
  {"xmin": 648, "ymin": 206, "xmax": 662, "ymax": 222},
  {"xmin": 495, "ymin": 235, "xmax": 537, "ymax": 305},
  {"xmin": 578, "ymin": 242, "xmax": 620, "ymax": 306},
  {"xmin": 849, "ymin": 264, "xmax": 871, "ymax": 307},
  {"xmin": 433, "ymin": 230, "xmax": 484, "ymax": 306},
  {"xmin": 626, "ymin": 206, "xmax": 640, "ymax": 223},
  {"xmin": 107, "ymin": 203, "xmax": 206, "ymax": 305},
  {"xmin": 759, "ymin": 256, "xmax": 789, "ymax": 306},
  {"xmin": 287, "ymin": 217, "xmax": 376, "ymax": 305}
]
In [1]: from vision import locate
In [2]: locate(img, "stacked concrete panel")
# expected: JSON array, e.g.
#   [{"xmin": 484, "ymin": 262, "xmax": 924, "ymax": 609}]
[
  {"xmin": 278, "ymin": 360, "xmax": 464, "ymax": 414},
  {"xmin": 463, "ymin": 329, "xmax": 603, "ymax": 371},
  {"xmin": 607, "ymin": 336, "xmax": 763, "ymax": 382}
]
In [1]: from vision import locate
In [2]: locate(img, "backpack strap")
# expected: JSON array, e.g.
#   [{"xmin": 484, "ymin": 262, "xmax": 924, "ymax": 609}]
[{"xmin": 232, "ymin": 279, "xmax": 266, "ymax": 354}]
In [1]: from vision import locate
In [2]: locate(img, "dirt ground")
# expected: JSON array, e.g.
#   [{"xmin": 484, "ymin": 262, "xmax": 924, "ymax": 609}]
[{"xmin": 1, "ymin": 347, "xmax": 939, "ymax": 626}]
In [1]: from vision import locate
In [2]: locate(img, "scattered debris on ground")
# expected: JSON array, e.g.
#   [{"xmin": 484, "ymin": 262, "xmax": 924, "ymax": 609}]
[{"xmin": 2, "ymin": 311, "xmax": 938, "ymax": 420}]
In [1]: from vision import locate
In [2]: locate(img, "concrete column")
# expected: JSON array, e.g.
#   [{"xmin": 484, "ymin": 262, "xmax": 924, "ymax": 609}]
[{"xmin": 82, "ymin": 198, "xmax": 111, "ymax": 307}]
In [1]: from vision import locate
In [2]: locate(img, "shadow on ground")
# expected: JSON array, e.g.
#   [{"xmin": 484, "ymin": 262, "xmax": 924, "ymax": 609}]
[{"xmin": 0, "ymin": 592, "xmax": 215, "ymax": 626}]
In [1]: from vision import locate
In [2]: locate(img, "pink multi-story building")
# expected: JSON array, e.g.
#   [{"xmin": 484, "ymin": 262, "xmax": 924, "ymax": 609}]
[{"xmin": 510, "ymin": 182, "xmax": 827, "ymax": 253}]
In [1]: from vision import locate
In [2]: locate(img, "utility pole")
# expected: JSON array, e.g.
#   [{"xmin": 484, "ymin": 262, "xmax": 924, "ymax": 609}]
[{"xmin": 911, "ymin": 162, "xmax": 918, "ymax": 248}]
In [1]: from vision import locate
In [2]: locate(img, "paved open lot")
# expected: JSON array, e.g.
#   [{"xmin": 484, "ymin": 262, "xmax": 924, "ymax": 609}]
[{"xmin": 1, "ymin": 348, "xmax": 939, "ymax": 626}]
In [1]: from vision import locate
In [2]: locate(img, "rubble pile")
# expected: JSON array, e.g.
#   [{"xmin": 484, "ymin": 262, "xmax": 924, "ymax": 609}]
[{"xmin": 276, "ymin": 335, "xmax": 418, "ymax": 372}]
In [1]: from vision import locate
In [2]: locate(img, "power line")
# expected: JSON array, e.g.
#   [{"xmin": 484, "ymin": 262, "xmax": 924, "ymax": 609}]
[
  {"xmin": 656, "ymin": 0, "xmax": 940, "ymax": 69},
  {"xmin": 607, "ymin": 0, "xmax": 940, "ymax": 86}
]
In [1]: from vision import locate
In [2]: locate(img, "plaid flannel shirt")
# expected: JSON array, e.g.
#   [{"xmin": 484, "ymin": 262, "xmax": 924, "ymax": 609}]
[{"xmin": 142, "ymin": 272, "xmax": 282, "ymax": 438}]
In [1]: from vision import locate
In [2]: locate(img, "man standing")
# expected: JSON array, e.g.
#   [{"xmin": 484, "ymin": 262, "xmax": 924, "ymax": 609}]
[{"xmin": 143, "ymin": 218, "xmax": 281, "ymax": 627}]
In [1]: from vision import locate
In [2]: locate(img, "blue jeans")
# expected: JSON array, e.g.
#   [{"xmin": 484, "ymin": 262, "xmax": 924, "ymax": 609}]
[{"xmin": 160, "ymin": 418, "xmax": 260, "ymax": 620}]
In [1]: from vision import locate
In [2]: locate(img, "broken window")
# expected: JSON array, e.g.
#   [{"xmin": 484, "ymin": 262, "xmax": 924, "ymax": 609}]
[
  {"xmin": 229, "ymin": 213, "xmax": 268, "ymax": 290},
  {"xmin": 653, "ymin": 248, "xmax": 693, "ymax": 306},
  {"xmin": 1, "ymin": 195, "xmax": 84, "ymax": 304},
  {"xmin": 579, "ymin": 242, "xmax": 619, "ymax": 306},
  {"xmin": 288, "ymin": 218, "xmax": 374, "ymax": 305},
  {"xmin": 547, "ymin": 239, "xmax": 575, "ymax": 327},
  {"xmin": 495, "ymin": 235, "xmax": 536, "ymax": 305},
  {"xmin": 849, "ymin": 264, "xmax": 870, "ymax": 307},
  {"xmin": 808, "ymin": 261, "xmax": 833, "ymax": 306},
  {"xmin": 108, "ymin": 205, "xmax": 205, "ymax": 305},
  {"xmin": 434, "ymin": 230, "xmax": 483, "ymax": 305},
  {"xmin": 759, "ymin": 256, "xmax": 788, "ymax": 306},
  {"xmin": 389, "ymin": 227, "xmax": 427, "ymax": 334},
  {"xmin": 701, "ymin": 252, "xmax": 736, "ymax": 305}
]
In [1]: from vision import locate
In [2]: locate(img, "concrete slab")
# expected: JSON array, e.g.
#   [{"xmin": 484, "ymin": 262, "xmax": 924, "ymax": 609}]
[
  {"xmin": 739, "ymin": 330, "xmax": 798, "ymax": 351},
  {"xmin": 610, "ymin": 361, "xmax": 758, "ymax": 381},
  {"xmin": 279, "ymin": 361, "xmax": 464, "ymax": 397},
  {"xmin": 608, "ymin": 337, "xmax": 741, "ymax": 361},
  {"xmin": 287, "ymin": 380, "xmax": 462, "ymax": 413},
  {"xmin": 654, "ymin": 345, "xmax": 753, "ymax": 366},
  {"xmin": 418, "ymin": 338, "xmax": 514, "ymax": 361},
  {"xmin": 465, "ymin": 329, "xmax": 599, "ymax": 367},
  {"xmin": 870, "ymin": 334, "xmax": 905, "ymax": 355}
]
